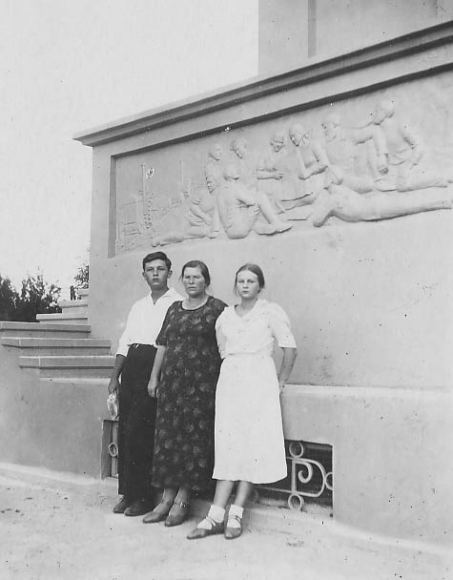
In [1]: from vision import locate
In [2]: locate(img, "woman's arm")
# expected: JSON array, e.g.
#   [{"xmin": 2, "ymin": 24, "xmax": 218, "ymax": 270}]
[
  {"xmin": 147, "ymin": 346, "xmax": 167, "ymax": 398},
  {"xmin": 278, "ymin": 347, "xmax": 297, "ymax": 392}
]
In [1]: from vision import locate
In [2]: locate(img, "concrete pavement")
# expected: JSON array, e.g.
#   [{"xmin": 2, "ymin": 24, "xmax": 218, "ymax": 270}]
[{"xmin": 0, "ymin": 463, "xmax": 450, "ymax": 580}]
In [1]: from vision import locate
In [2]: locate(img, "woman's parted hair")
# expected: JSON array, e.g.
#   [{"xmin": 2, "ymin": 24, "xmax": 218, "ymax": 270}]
[
  {"xmin": 181, "ymin": 260, "xmax": 211, "ymax": 286},
  {"xmin": 234, "ymin": 263, "xmax": 265, "ymax": 289}
]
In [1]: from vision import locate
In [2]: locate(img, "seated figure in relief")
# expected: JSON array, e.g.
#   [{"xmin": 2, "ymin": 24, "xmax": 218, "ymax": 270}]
[
  {"xmin": 256, "ymin": 131, "xmax": 307, "ymax": 212},
  {"xmin": 144, "ymin": 177, "xmax": 218, "ymax": 246},
  {"xmin": 321, "ymin": 112, "xmax": 387, "ymax": 194},
  {"xmin": 311, "ymin": 166, "xmax": 452, "ymax": 228},
  {"xmin": 370, "ymin": 99, "xmax": 449, "ymax": 192},
  {"xmin": 287, "ymin": 123, "xmax": 328, "ymax": 205},
  {"xmin": 229, "ymin": 137, "xmax": 257, "ymax": 189},
  {"xmin": 204, "ymin": 143, "xmax": 224, "ymax": 192},
  {"xmin": 216, "ymin": 164, "xmax": 292, "ymax": 239}
]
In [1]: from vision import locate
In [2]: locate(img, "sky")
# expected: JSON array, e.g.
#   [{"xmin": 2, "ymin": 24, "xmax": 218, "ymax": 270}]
[{"xmin": 0, "ymin": 0, "xmax": 258, "ymax": 294}]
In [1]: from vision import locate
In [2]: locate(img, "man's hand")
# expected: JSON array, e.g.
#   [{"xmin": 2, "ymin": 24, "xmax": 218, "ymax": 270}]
[
  {"xmin": 108, "ymin": 376, "xmax": 120, "ymax": 395},
  {"xmin": 148, "ymin": 377, "xmax": 159, "ymax": 398}
]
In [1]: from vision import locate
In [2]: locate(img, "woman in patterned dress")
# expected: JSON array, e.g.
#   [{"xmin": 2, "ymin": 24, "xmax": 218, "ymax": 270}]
[
  {"xmin": 187, "ymin": 263, "xmax": 297, "ymax": 540},
  {"xmin": 143, "ymin": 260, "xmax": 226, "ymax": 527}
]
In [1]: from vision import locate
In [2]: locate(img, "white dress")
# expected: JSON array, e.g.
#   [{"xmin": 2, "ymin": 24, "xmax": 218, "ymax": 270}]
[{"xmin": 213, "ymin": 299, "xmax": 297, "ymax": 484}]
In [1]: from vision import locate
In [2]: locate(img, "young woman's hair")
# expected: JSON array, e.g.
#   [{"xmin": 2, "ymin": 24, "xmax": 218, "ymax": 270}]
[
  {"xmin": 181, "ymin": 260, "xmax": 211, "ymax": 286},
  {"xmin": 234, "ymin": 263, "xmax": 265, "ymax": 290}
]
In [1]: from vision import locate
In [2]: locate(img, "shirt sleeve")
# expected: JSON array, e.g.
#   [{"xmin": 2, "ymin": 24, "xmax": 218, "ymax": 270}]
[
  {"xmin": 116, "ymin": 304, "xmax": 136, "ymax": 357},
  {"xmin": 155, "ymin": 303, "xmax": 174, "ymax": 347},
  {"xmin": 268, "ymin": 303, "xmax": 297, "ymax": 348}
]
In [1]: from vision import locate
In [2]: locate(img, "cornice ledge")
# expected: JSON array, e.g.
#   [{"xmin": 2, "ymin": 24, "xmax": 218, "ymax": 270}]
[{"xmin": 74, "ymin": 20, "xmax": 453, "ymax": 147}]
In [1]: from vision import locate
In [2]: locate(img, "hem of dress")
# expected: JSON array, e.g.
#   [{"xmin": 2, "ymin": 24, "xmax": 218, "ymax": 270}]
[{"xmin": 212, "ymin": 471, "xmax": 287, "ymax": 485}]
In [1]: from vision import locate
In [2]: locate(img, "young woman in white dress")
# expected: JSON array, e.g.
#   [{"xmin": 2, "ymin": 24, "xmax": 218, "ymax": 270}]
[{"xmin": 187, "ymin": 263, "xmax": 297, "ymax": 540}]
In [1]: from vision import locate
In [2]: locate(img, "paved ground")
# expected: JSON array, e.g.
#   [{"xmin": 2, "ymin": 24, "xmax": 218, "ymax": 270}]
[{"xmin": 0, "ymin": 463, "xmax": 450, "ymax": 580}]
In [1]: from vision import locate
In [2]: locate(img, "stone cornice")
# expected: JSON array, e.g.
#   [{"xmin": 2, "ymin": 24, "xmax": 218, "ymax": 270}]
[{"xmin": 74, "ymin": 20, "xmax": 453, "ymax": 147}]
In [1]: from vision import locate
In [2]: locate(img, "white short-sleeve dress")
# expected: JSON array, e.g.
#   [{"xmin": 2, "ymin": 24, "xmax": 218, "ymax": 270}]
[{"xmin": 213, "ymin": 299, "xmax": 296, "ymax": 484}]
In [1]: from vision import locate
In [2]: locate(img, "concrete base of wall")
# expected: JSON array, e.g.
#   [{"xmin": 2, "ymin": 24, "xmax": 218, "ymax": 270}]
[
  {"xmin": 0, "ymin": 343, "xmax": 110, "ymax": 478},
  {"xmin": 282, "ymin": 385, "xmax": 453, "ymax": 546}
]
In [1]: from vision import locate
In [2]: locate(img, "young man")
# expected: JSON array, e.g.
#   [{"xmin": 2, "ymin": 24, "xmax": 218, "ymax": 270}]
[{"xmin": 108, "ymin": 251, "xmax": 182, "ymax": 516}]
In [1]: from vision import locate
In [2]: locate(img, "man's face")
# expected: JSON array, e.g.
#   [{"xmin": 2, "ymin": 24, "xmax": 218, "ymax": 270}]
[
  {"xmin": 142, "ymin": 259, "xmax": 171, "ymax": 291},
  {"xmin": 322, "ymin": 119, "xmax": 337, "ymax": 140},
  {"xmin": 210, "ymin": 144, "xmax": 223, "ymax": 161},
  {"xmin": 233, "ymin": 142, "xmax": 247, "ymax": 159},
  {"xmin": 271, "ymin": 138, "xmax": 285, "ymax": 152}
]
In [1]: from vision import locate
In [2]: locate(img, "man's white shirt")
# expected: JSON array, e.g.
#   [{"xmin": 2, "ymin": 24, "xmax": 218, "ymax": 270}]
[{"xmin": 116, "ymin": 287, "xmax": 182, "ymax": 356}]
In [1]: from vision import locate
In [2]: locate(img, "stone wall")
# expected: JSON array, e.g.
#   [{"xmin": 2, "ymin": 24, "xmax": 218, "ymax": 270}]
[{"xmin": 75, "ymin": 23, "xmax": 453, "ymax": 545}]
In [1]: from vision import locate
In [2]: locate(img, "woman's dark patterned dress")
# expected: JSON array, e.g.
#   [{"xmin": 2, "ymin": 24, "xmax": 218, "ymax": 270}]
[{"xmin": 151, "ymin": 296, "xmax": 226, "ymax": 492}]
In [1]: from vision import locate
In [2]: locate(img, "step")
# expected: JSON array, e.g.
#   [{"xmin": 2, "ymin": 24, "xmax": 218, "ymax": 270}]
[
  {"xmin": 57, "ymin": 299, "xmax": 88, "ymax": 317},
  {"xmin": 0, "ymin": 321, "xmax": 91, "ymax": 338},
  {"xmin": 1, "ymin": 337, "xmax": 111, "ymax": 356},
  {"xmin": 19, "ymin": 355, "xmax": 115, "ymax": 378},
  {"xmin": 58, "ymin": 298, "xmax": 88, "ymax": 309},
  {"xmin": 36, "ymin": 312, "xmax": 88, "ymax": 324}
]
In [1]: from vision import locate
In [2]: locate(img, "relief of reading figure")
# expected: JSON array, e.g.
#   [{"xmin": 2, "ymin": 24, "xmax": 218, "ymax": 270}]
[
  {"xmin": 371, "ymin": 99, "xmax": 449, "ymax": 192},
  {"xmin": 311, "ymin": 166, "xmax": 452, "ymax": 228},
  {"xmin": 204, "ymin": 143, "xmax": 224, "ymax": 192},
  {"xmin": 217, "ymin": 164, "xmax": 292, "ymax": 239},
  {"xmin": 145, "ymin": 179, "xmax": 218, "ymax": 246},
  {"xmin": 321, "ymin": 112, "xmax": 387, "ymax": 194},
  {"xmin": 288, "ymin": 123, "xmax": 328, "ymax": 205},
  {"xmin": 229, "ymin": 137, "xmax": 257, "ymax": 189},
  {"xmin": 256, "ymin": 131, "xmax": 298, "ymax": 212}
]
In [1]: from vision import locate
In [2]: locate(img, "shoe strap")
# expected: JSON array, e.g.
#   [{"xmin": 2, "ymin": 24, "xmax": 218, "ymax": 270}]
[
  {"xmin": 173, "ymin": 499, "xmax": 189, "ymax": 509},
  {"xmin": 197, "ymin": 515, "xmax": 220, "ymax": 530}
]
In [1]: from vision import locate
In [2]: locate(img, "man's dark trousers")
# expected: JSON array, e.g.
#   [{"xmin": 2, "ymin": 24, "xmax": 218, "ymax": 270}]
[{"xmin": 117, "ymin": 344, "xmax": 157, "ymax": 503}]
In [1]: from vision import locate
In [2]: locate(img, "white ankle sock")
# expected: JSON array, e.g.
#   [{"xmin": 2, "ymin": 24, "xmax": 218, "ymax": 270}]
[
  {"xmin": 197, "ymin": 505, "xmax": 225, "ymax": 530},
  {"xmin": 227, "ymin": 504, "xmax": 244, "ymax": 528}
]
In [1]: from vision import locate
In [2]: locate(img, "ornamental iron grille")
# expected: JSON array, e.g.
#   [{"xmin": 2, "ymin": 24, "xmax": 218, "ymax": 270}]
[
  {"xmin": 260, "ymin": 440, "xmax": 333, "ymax": 511},
  {"xmin": 102, "ymin": 422, "xmax": 333, "ymax": 513},
  {"xmin": 102, "ymin": 419, "xmax": 119, "ymax": 479}
]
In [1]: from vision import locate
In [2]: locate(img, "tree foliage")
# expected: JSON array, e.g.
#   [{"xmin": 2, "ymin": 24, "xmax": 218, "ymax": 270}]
[
  {"xmin": 0, "ymin": 275, "xmax": 18, "ymax": 321},
  {"xmin": 0, "ymin": 272, "xmax": 61, "ymax": 322},
  {"xmin": 74, "ymin": 263, "xmax": 89, "ymax": 290}
]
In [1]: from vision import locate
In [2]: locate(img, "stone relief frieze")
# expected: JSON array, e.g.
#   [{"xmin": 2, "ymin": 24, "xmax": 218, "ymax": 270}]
[{"xmin": 114, "ymin": 89, "xmax": 453, "ymax": 254}]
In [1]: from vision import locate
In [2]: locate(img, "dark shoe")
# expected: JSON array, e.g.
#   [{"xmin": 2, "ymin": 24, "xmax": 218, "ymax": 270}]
[
  {"xmin": 187, "ymin": 516, "xmax": 224, "ymax": 540},
  {"xmin": 112, "ymin": 497, "xmax": 128, "ymax": 514},
  {"xmin": 142, "ymin": 499, "xmax": 173, "ymax": 524},
  {"xmin": 224, "ymin": 515, "xmax": 243, "ymax": 540},
  {"xmin": 124, "ymin": 499, "xmax": 154, "ymax": 517},
  {"xmin": 165, "ymin": 500, "xmax": 190, "ymax": 527}
]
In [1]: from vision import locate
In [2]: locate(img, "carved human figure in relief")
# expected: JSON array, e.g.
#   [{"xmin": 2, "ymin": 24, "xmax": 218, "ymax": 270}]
[
  {"xmin": 216, "ymin": 164, "xmax": 292, "ymax": 239},
  {"xmin": 311, "ymin": 167, "xmax": 452, "ymax": 227},
  {"xmin": 183, "ymin": 179, "xmax": 218, "ymax": 239},
  {"xmin": 321, "ymin": 113, "xmax": 387, "ymax": 194},
  {"xmin": 229, "ymin": 137, "xmax": 256, "ymax": 189},
  {"xmin": 370, "ymin": 99, "xmax": 449, "ymax": 192},
  {"xmin": 143, "ymin": 178, "xmax": 218, "ymax": 247},
  {"xmin": 204, "ymin": 143, "xmax": 224, "ymax": 192},
  {"xmin": 256, "ymin": 131, "xmax": 293, "ymax": 212},
  {"xmin": 288, "ymin": 123, "xmax": 328, "ymax": 205}
]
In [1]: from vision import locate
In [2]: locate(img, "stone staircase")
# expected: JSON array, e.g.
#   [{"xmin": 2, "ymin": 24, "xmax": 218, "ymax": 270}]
[{"xmin": 0, "ymin": 289, "xmax": 115, "ymax": 379}]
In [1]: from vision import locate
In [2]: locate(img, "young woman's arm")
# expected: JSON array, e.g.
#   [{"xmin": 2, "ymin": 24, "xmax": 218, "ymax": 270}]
[{"xmin": 278, "ymin": 347, "xmax": 297, "ymax": 392}]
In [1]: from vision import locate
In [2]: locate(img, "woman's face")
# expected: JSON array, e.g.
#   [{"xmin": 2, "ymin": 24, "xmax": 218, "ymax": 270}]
[
  {"xmin": 182, "ymin": 266, "xmax": 207, "ymax": 298},
  {"xmin": 236, "ymin": 270, "xmax": 261, "ymax": 300}
]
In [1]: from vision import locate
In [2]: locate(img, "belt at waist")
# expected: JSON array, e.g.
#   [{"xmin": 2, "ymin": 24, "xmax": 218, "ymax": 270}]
[{"xmin": 129, "ymin": 343, "xmax": 156, "ymax": 349}]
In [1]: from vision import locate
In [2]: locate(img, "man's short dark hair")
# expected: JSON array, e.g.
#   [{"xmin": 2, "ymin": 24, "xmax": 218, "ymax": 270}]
[{"xmin": 142, "ymin": 251, "xmax": 172, "ymax": 271}]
